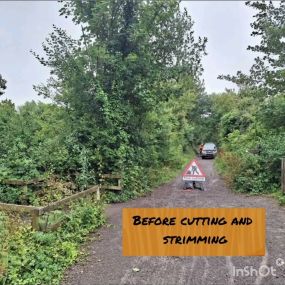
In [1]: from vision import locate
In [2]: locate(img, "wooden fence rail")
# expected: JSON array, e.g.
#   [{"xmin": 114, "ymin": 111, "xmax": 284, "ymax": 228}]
[
  {"xmin": 0, "ymin": 174, "xmax": 122, "ymax": 231},
  {"xmin": 2, "ymin": 178, "xmax": 45, "ymax": 186},
  {"xmin": 0, "ymin": 203, "xmax": 40, "ymax": 213},
  {"xmin": 100, "ymin": 173, "xmax": 123, "ymax": 193}
]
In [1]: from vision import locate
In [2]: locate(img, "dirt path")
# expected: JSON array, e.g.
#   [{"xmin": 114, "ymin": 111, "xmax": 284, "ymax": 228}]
[{"xmin": 62, "ymin": 158, "xmax": 285, "ymax": 285}]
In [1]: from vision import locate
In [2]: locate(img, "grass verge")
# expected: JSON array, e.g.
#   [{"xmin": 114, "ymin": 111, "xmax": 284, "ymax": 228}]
[
  {"xmin": 0, "ymin": 199, "xmax": 105, "ymax": 285},
  {"xmin": 214, "ymin": 154, "xmax": 285, "ymax": 205}
]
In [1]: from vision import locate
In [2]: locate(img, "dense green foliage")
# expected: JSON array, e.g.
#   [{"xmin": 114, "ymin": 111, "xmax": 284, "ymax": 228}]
[
  {"xmin": 0, "ymin": 200, "xmax": 105, "ymax": 285},
  {"xmin": 0, "ymin": 1, "xmax": 206, "ymax": 283},
  {"xmin": 0, "ymin": 0, "xmax": 205, "ymax": 204},
  {"xmin": 0, "ymin": 100, "xmax": 83, "ymax": 204},
  {"xmin": 29, "ymin": 0, "xmax": 206, "ymax": 201},
  {"xmin": 197, "ymin": 1, "xmax": 285, "ymax": 200}
]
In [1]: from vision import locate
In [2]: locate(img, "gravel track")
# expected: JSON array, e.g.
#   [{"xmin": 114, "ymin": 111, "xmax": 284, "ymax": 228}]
[{"xmin": 62, "ymin": 158, "xmax": 285, "ymax": 285}]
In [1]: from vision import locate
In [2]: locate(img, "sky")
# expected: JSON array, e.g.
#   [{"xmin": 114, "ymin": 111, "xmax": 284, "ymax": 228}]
[{"xmin": 0, "ymin": 1, "xmax": 259, "ymax": 106}]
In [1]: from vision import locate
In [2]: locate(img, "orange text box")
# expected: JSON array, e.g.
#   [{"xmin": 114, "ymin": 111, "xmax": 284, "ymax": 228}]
[{"xmin": 122, "ymin": 208, "xmax": 265, "ymax": 256}]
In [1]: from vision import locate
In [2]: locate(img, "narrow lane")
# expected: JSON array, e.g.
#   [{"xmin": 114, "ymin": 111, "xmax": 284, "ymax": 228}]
[{"xmin": 62, "ymin": 159, "xmax": 285, "ymax": 285}]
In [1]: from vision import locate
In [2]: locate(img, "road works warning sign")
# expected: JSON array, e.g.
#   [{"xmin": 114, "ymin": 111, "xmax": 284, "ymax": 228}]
[
  {"xmin": 122, "ymin": 208, "xmax": 266, "ymax": 256},
  {"xmin": 182, "ymin": 159, "xmax": 206, "ymax": 181}
]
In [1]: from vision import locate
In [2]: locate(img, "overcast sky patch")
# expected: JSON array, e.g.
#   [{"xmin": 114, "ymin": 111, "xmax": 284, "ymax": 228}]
[{"xmin": 0, "ymin": 1, "xmax": 259, "ymax": 105}]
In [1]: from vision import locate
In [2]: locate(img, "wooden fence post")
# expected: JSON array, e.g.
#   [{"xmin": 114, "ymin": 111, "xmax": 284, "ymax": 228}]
[
  {"xmin": 281, "ymin": 157, "xmax": 285, "ymax": 194},
  {"xmin": 31, "ymin": 208, "xmax": 40, "ymax": 231},
  {"xmin": 96, "ymin": 186, "xmax": 100, "ymax": 200}
]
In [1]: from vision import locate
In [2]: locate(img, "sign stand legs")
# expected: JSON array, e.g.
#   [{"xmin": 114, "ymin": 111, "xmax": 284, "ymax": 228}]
[{"xmin": 183, "ymin": 180, "xmax": 205, "ymax": 191}]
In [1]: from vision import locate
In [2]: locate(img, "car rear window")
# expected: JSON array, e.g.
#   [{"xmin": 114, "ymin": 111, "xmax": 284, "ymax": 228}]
[{"xmin": 203, "ymin": 143, "xmax": 216, "ymax": 150}]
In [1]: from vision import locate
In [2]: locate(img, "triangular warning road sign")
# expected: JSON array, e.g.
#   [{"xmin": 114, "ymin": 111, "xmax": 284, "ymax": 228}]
[{"xmin": 182, "ymin": 159, "xmax": 206, "ymax": 181}]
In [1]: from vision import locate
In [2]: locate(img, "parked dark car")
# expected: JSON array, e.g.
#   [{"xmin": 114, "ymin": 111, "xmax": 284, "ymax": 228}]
[{"xmin": 201, "ymin": 142, "xmax": 217, "ymax": 159}]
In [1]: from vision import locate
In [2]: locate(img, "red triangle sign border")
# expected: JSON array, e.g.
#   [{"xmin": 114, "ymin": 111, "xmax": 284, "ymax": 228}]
[{"xmin": 182, "ymin": 159, "xmax": 206, "ymax": 178}]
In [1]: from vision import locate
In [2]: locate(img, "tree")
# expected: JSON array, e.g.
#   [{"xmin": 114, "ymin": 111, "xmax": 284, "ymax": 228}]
[
  {"xmin": 33, "ymin": 0, "xmax": 207, "ymax": 172},
  {"xmin": 0, "ymin": 74, "xmax": 7, "ymax": 96},
  {"xmin": 218, "ymin": 1, "xmax": 285, "ymax": 96}
]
